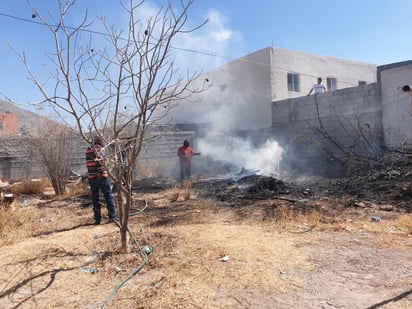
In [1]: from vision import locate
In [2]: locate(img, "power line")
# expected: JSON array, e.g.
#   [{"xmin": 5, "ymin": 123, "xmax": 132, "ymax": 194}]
[
  {"xmin": 0, "ymin": 11, "xmax": 234, "ymax": 60},
  {"xmin": 0, "ymin": 11, "xmax": 368, "ymax": 87}
]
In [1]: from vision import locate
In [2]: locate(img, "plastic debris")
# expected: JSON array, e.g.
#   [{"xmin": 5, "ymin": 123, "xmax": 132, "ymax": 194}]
[
  {"xmin": 81, "ymin": 267, "xmax": 99, "ymax": 274},
  {"xmin": 85, "ymin": 251, "xmax": 99, "ymax": 264},
  {"xmin": 221, "ymin": 255, "xmax": 229, "ymax": 262}
]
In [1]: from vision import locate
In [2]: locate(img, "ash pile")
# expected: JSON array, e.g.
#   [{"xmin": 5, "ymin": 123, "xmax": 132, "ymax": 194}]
[{"xmin": 195, "ymin": 168, "xmax": 295, "ymax": 206}]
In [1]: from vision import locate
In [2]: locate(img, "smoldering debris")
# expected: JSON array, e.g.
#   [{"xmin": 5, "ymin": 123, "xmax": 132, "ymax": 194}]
[
  {"xmin": 194, "ymin": 174, "xmax": 293, "ymax": 206},
  {"xmin": 230, "ymin": 167, "xmax": 261, "ymax": 182},
  {"xmin": 130, "ymin": 159, "xmax": 412, "ymax": 212}
]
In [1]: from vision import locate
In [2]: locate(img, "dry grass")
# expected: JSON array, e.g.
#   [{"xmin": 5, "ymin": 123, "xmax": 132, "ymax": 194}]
[
  {"xmin": 0, "ymin": 193, "xmax": 90, "ymax": 249},
  {"xmin": 356, "ymin": 213, "xmax": 411, "ymax": 233},
  {"xmin": 167, "ymin": 187, "xmax": 180, "ymax": 202},
  {"xmin": 9, "ymin": 178, "xmax": 50, "ymax": 196},
  {"xmin": 0, "ymin": 205, "xmax": 42, "ymax": 247},
  {"xmin": 180, "ymin": 180, "xmax": 192, "ymax": 200},
  {"xmin": 263, "ymin": 202, "xmax": 305, "ymax": 223},
  {"xmin": 166, "ymin": 180, "xmax": 193, "ymax": 202},
  {"xmin": 260, "ymin": 199, "xmax": 412, "ymax": 240},
  {"xmin": 64, "ymin": 181, "xmax": 90, "ymax": 198},
  {"xmin": 398, "ymin": 213, "xmax": 412, "ymax": 233},
  {"xmin": 0, "ymin": 179, "xmax": 94, "ymax": 248},
  {"xmin": 297, "ymin": 210, "xmax": 322, "ymax": 229},
  {"xmin": 0, "ymin": 185, "xmax": 411, "ymax": 309}
]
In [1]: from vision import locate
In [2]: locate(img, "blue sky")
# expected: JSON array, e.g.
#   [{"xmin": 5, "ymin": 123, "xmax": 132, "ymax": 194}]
[{"xmin": 1, "ymin": 0, "xmax": 412, "ymax": 108}]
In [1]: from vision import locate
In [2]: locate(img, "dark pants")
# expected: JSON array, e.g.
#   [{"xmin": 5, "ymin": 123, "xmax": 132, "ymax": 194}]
[
  {"xmin": 88, "ymin": 177, "xmax": 116, "ymax": 223},
  {"xmin": 180, "ymin": 165, "xmax": 191, "ymax": 183}
]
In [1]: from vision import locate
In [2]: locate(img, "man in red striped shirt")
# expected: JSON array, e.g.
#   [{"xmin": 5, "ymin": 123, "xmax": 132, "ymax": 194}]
[{"xmin": 85, "ymin": 136, "xmax": 117, "ymax": 225}]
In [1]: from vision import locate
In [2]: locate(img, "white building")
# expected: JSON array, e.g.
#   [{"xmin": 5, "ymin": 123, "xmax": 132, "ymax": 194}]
[{"xmin": 168, "ymin": 47, "xmax": 377, "ymax": 131}]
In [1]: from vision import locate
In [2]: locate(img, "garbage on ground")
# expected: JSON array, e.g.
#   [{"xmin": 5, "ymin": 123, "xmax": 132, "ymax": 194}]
[
  {"xmin": 85, "ymin": 250, "xmax": 99, "ymax": 264},
  {"xmin": 221, "ymin": 255, "xmax": 229, "ymax": 262},
  {"xmin": 81, "ymin": 267, "xmax": 99, "ymax": 274},
  {"xmin": 371, "ymin": 216, "xmax": 381, "ymax": 222},
  {"xmin": 114, "ymin": 266, "xmax": 123, "ymax": 273}
]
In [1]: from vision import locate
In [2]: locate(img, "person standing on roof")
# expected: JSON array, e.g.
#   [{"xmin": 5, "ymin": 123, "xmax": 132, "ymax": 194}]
[
  {"xmin": 308, "ymin": 77, "xmax": 327, "ymax": 95},
  {"xmin": 177, "ymin": 140, "xmax": 200, "ymax": 183},
  {"xmin": 85, "ymin": 136, "xmax": 117, "ymax": 225}
]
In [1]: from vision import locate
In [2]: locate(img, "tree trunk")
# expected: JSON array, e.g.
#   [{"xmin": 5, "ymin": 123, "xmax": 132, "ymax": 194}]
[{"xmin": 120, "ymin": 222, "xmax": 128, "ymax": 252}]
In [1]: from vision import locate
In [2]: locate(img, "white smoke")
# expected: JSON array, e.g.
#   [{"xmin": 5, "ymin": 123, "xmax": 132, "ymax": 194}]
[
  {"xmin": 198, "ymin": 135, "xmax": 283, "ymax": 177},
  {"xmin": 173, "ymin": 9, "xmax": 237, "ymax": 72},
  {"xmin": 139, "ymin": 3, "xmax": 283, "ymax": 177},
  {"xmin": 191, "ymin": 59, "xmax": 284, "ymax": 178}
]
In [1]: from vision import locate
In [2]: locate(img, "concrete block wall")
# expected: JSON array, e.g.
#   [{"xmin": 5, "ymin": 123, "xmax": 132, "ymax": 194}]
[
  {"xmin": 0, "ymin": 83, "xmax": 389, "ymax": 180},
  {"xmin": 68, "ymin": 130, "xmax": 202, "ymax": 179},
  {"xmin": 138, "ymin": 131, "xmax": 200, "ymax": 178},
  {"xmin": 0, "ymin": 136, "xmax": 42, "ymax": 180},
  {"xmin": 0, "ymin": 131, "xmax": 201, "ymax": 180},
  {"xmin": 271, "ymin": 83, "xmax": 382, "ymax": 176}
]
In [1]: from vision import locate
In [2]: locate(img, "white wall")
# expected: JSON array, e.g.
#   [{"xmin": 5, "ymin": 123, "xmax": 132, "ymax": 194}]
[
  {"xmin": 380, "ymin": 62, "xmax": 412, "ymax": 148},
  {"xmin": 167, "ymin": 48, "xmax": 272, "ymax": 131},
  {"xmin": 270, "ymin": 48, "xmax": 377, "ymax": 101},
  {"xmin": 166, "ymin": 47, "xmax": 377, "ymax": 131}
]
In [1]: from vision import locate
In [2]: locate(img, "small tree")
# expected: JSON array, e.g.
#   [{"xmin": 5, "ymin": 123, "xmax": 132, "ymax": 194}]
[
  {"xmin": 28, "ymin": 119, "xmax": 76, "ymax": 195},
  {"xmin": 15, "ymin": 0, "xmax": 208, "ymax": 252}
]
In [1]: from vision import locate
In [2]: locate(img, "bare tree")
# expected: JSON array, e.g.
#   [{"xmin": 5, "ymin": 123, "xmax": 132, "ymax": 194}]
[
  {"xmin": 309, "ymin": 96, "xmax": 384, "ymax": 176},
  {"xmin": 15, "ymin": 0, "xmax": 208, "ymax": 252},
  {"xmin": 28, "ymin": 119, "xmax": 76, "ymax": 195}
]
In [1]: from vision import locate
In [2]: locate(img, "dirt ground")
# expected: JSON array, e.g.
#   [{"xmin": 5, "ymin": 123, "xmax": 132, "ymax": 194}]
[{"xmin": 0, "ymin": 174, "xmax": 411, "ymax": 309}]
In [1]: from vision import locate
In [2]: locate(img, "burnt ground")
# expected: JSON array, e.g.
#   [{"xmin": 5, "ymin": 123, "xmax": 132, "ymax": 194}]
[
  {"xmin": 137, "ymin": 163, "xmax": 412, "ymax": 213},
  {"xmin": 0, "ymin": 163, "xmax": 411, "ymax": 309}
]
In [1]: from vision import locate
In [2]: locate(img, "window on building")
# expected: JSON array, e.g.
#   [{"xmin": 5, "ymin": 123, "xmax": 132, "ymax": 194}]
[
  {"xmin": 287, "ymin": 73, "xmax": 300, "ymax": 92},
  {"xmin": 327, "ymin": 77, "xmax": 337, "ymax": 91},
  {"xmin": 0, "ymin": 122, "xmax": 3, "ymax": 131},
  {"xmin": 358, "ymin": 81, "xmax": 366, "ymax": 86}
]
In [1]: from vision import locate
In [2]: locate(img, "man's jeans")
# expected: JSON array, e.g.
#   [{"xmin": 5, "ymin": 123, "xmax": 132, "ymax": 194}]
[
  {"xmin": 180, "ymin": 165, "xmax": 191, "ymax": 183},
  {"xmin": 88, "ymin": 177, "xmax": 116, "ymax": 223}
]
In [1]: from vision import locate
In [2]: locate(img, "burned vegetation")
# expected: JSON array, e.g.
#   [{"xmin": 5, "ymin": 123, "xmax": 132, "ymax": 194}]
[{"xmin": 134, "ymin": 156, "xmax": 412, "ymax": 214}]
